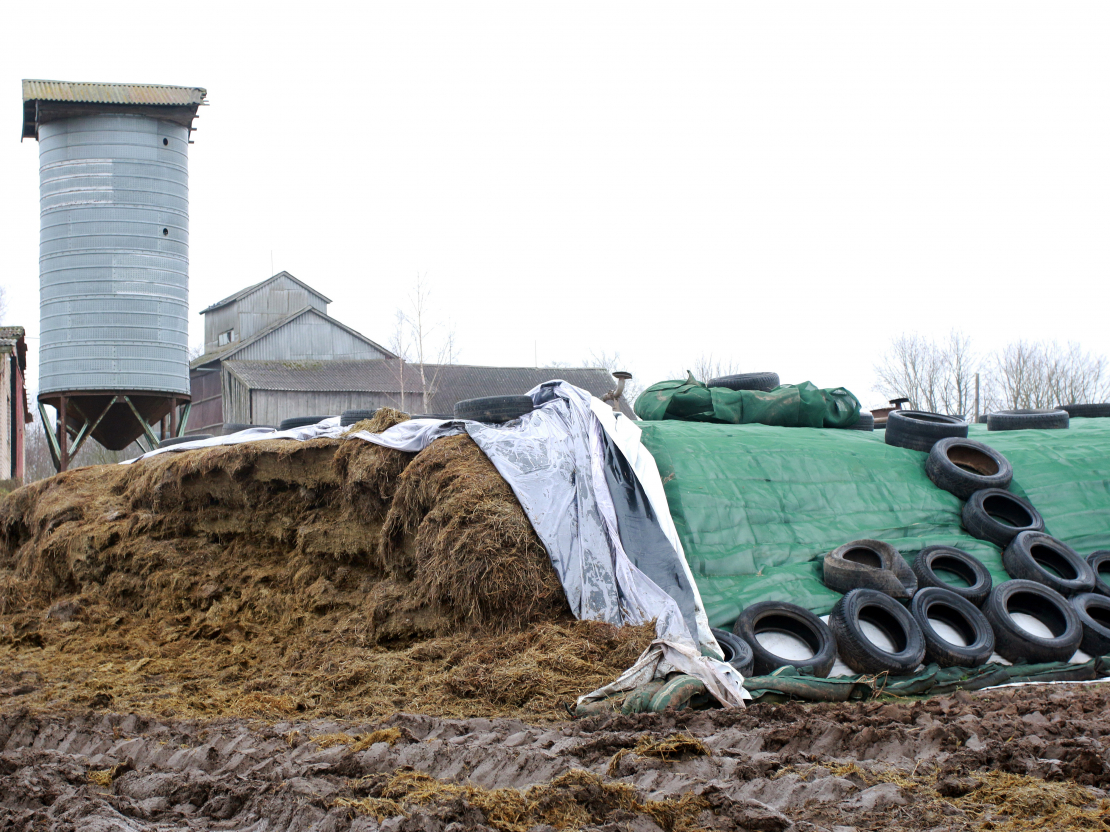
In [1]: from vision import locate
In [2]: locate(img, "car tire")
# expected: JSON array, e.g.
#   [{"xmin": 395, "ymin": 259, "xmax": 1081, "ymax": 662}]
[
  {"xmin": 1058, "ymin": 403, "xmax": 1110, "ymax": 419},
  {"xmin": 158, "ymin": 434, "xmax": 212, "ymax": 448},
  {"xmin": 829, "ymin": 588, "xmax": 926, "ymax": 676},
  {"xmin": 279, "ymin": 416, "xmax": 332, "ymax": 431},
  {"xmin": 1088, "ymin": 551, "xmax": 1110, "ymax": 598},
  {"xmin": 925, "ymin": 437, "xmax": 1013, "ymax": 500},
  {"xmin": 845, "ymin": 412, "xmax": 875, "ymax": 431},
  {"xmin": 453, "ymin": 395, "xmax": 535, "ymax": 423},
  {"xmin": 341, "ymin": 409, "xmax": 378, "ymax": 427},
  {"xmin": 987, "ymin": 409, "xmax": 1069, "ymax": 431},
  {"xmin": 910, "ymin": 587, "xmax": 995, "ymax": 668},
  {"xmin": 822, "ymin": 539, "xmax": 917, "ymax": 599},
  {"xmin": 731, "ymin": 601, "xmax": 837, "ymax": 678},
  {"xmin": 910, "ymin": 546, "xmax": 992, "ymax": 607},
  {"xmin": 884, "ymin": 410, "xmax": 969, "ymax": 453},
  {"xmin": 983, "ymin": 580, "xmax": 1082, "ymax": 664},
  {"xmin": 1070, "ymin": 593, "xmax": 1110, "ymax": 657},
  {"xmin": 711, "ymin": 627, "xmax": 755, "ymax": 677},
  {"xmin": 707, "ymin": 372, "xmax": 780, "ymax": 392},
  {"xmin": 1002, "ymin": 531, "xmax": 1095, "ymax": 597},
  {"xmin": 961, "ymin": 488, "xmax": 1045, "ymax": 548}
]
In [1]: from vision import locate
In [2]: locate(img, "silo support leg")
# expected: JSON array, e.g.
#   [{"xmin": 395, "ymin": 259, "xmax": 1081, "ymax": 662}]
[
  {"xmin": 68, "ymin": 400, "xmax": 113, "ymax": 460},
  {"xmin": 122, "ymin": 397, "xmax": 162, "ymax": 449},
  {"xmin": 59, "ymin": 396, "xmax": 68, "ymax": 471},
  {"xmin": 38, "ymin": 401, "xmax": 61, "ymax": 473},
  {"xmin": 176, "ymin": 402, "xmax": 192, "ymax": 438}
]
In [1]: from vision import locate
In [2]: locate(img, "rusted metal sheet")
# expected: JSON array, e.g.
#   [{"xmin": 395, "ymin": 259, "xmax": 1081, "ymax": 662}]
[{"xmin": 22, "ymin": 80, "xmax": 206, "ymax": 107}]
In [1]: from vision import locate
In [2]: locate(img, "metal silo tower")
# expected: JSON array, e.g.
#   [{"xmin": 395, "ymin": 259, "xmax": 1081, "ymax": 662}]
[{"xmin": 22, "ymin": 80, "xmax": 207, "ymax": 470}]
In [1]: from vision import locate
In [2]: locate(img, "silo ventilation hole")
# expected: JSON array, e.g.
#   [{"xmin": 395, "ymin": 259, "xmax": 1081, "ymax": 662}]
[
  {"xmin": 162, "ymin": 138, "xmax": 169, "ymax": 146},
  {"xmin": 162, "ymin": 228, "xmax": 169, "ymax": 236}
]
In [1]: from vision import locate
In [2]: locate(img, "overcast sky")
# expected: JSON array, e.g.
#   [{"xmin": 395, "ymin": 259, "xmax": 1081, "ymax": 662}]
[{"xmin": 2, "ymin": 2, "xmax": 1108, "ymax": 409}]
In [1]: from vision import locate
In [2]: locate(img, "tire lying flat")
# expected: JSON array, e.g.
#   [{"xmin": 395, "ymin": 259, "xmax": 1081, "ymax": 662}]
[
  {"xmin": 885, "ymin": 410, "xmax": 968, "ymax": 453},
  {"xmin": 829, "ymin": 588, "xmax": 926, "ymax": 676},
  {"xmin": 707, "ymin": 372, "xmax": 780, "ymax": 392},
  {"xmin": 910, "ymin": 546, "xmax": 993, "ymax": 607},
  {"xmin": 822, "ymin": 539, "xmax": 917, "ymax": 599},
  {"xmin": 453, "ymin": 395, "xmax": 534, "ymax": 423},
  {"xmin": 961, "ymin": 488, "xmax": 1045, "ymax": 548},
  {"xmin": 710, "ymin": 627, "xmax": 755, "ymax": 677},
  {"xmin": 982, "ymin": 579, "xmax": 1082, "ymax": 664},
  {"xmin": 340, "ymin": 408, "xmax": 378, "ymax": 427},
  {"xmin": 987, "ymin": 409, "xmax": 1069, "ymax": 431},
  {"xmin": 1070, "ymin": 593, "xmax": 1110, "ymax": 657},
  {"xmin": 845, "ymin": 412, "xmax": 875, "ymax": 431},
  {"xmin": 732, "ymin": 601, "xmax": 837, "ymax": 677},
  {"xmin": 1002, "ymin": 531, "xmax": 1095, "ymax": 597},
  {"xmin": 279, "ymin": 416, "xmax": 332, "ymax": 431},
  {"xmin": 925, "ymin": 437, "xmax": 1013, "ymax": 500},
  {"xmin": 909, "ymin": 587, "xmax": 995, "ymax": 668},
  {"xmin": 1059, "ymin": 403, "xmax": 1110, "ymax": 419}
]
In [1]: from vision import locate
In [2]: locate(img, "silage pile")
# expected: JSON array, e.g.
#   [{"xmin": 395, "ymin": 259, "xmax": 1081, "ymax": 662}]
[{"xmin": 0, "ymin": 410, "xmax": 653, "ymax": 722}]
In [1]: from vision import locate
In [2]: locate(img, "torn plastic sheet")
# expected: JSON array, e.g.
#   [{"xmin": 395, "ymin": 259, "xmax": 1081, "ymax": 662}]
[{"xmin": 125, "ymin": 385, "xmax": 747, "ymax": 707}]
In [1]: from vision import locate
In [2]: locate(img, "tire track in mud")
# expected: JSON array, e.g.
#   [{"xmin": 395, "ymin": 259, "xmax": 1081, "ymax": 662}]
[{"xmin": 2, "ymin": 684, "xmax": 1109, "ymax": 830}]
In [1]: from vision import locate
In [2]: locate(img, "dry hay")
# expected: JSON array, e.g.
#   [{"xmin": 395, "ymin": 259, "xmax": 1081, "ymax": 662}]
[
  {"xmin": 0, "ymin": 415, "xmax": 645, "ymax": 722},
  {"xmin": 335, "ymin": 767, "xmax": 708, "ymax": 832},
  {"xmin": 607, "ymin": 732, "xmax": 712, "ymax": 776}
]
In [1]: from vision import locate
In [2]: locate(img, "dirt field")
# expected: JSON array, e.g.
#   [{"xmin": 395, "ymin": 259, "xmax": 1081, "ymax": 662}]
[
  {"xmin": 2, "ymin": 423, "xmax": 1109, "ymax": 830},
  {"xmin": 2, "ymin": 684, "xmax": 1109, "ymax": 830}
]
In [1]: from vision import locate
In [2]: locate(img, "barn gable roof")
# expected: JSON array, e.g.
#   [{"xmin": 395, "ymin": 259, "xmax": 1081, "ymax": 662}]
[{"xmin": 199, "ymin": 271, "xmax": 332, "ymax": 315}]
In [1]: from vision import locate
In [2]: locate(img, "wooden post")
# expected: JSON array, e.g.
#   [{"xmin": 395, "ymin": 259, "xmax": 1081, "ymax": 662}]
[
  {"xmin": 170, "ymin": 398, "xmax": 178, "ymax": 437},
  {"xmin": 58, "ymin": 395, "xmax": 69, "ymax": 472}
]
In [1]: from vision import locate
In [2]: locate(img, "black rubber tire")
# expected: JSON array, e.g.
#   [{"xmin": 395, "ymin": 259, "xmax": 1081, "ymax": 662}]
[
  {"xmin": 1002, "ymin": 531, "xmax": 1095, "ymax": 597},
  {"xmin": 983, "ymin": 579, "xmax": 1082, "ymax": 664},
  {"xmin": 987, "ymin": 409, "xmax": 1069, "ymax": 431},
  {"xmin": 910, "ymin": 587, "xmax": 995, "ymax": 668},
  {"xmin": 453, "ymin": 395, "xmax": 534, "ymax": 423},
  {"xmin": 407, "ymin": 413, "xmax": 457, "ymax": 420},
  {"xmin": 845, "ymin": 412, "xmax": 875, "ymax": 431},
  {"xmin": 731, "ymin": 601, "xmax": 837, "ymax": 678},
  {"xmin": 222, "ymin": 423, "xmax": 254, "ymax": 434},
  {"xmin": 822, "ymin": 539, "xmax": 917, "ymax": 599},
  {"xmin": 961, "ymin": 488, "xmax": 1045, "ymax": 548},
  {"xmin": 1071, "ymin": 593, "xmax": 1110, "ymax": 657},
  {"xmin": 707, "ymin": 372, "xmax": 780, "ymax": 392},
  {"xmin": 711, "ymin": 627, "xmax": 755, "ymax": 677},
  {"xmin": 340, "ymin": 409, "xmax": 378, "ymax": 427},
  {"xmin": 925, "ymin": 437, "xmax": 1013, "ymax": 500},
  {"xmin": 884, "ymin": 410, "xmax": 969, "ymax": 453},
  {"xmin": 279, "ymin": 416, "xmax": 332, "ymax": 431},
  {"xmin": 158, "ymin": 434, "xmax": 212, "ymax": 448},
  {"xmin": 910, "ymin": 546, "xmax": 993, "ymax": 607},
  {"xmin": 1088, "ymin": 551, "xmax": 1110, "ymax": 598},
  {"xmin": 829, "ymin": 589, "xmax": 926, "ymax": 676},
  {"xmin": 1059, "ymin": 403, "xmax": 1110, "ymax": 419}
]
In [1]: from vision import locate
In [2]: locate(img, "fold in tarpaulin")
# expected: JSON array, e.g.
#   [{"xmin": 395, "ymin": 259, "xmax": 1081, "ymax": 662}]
[
  {"xmin": 350, "ymin": 382, "xmax": 748, "ymax": 707},
  {"xmin": 743, "ymin": 656, "xmax": 1110, "ymax": 703},
  {"xmin": 634, "ymin": 375, "xmax": 861, "ymax": 428}
]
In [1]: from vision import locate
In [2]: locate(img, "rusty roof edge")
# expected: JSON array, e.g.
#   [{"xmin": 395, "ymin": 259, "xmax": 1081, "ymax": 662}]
[{"xmin": 22, "ymin": 79, "xmax": 207, "ymax": 105}]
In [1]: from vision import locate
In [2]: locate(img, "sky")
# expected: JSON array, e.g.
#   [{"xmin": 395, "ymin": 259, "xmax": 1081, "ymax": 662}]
[{"xmin": 1, "ymin": 2, "xmax": 1108, "ymax": 409}]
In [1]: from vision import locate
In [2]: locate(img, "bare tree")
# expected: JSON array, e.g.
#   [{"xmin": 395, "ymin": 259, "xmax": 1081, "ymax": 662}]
[
  {"xmin": 387, "ymin": 275, "xmax": 458, "ymax": 412},
  {"xmin": 874, "ymin": 333, "xmax": 951, "ymax": 413},
  {"xmin": 989, "ymin": 341, "xmax": 1110, "ymax": 410}
]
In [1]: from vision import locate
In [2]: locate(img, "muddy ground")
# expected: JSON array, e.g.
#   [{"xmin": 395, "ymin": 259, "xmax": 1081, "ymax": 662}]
[{"xmin": 3, "ymin": 683, "xmax": 1110, "ymax": 831}]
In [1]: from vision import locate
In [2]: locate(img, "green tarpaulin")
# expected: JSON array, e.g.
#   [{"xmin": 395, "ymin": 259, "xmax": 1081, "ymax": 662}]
[
  {"xmin": 634, "ymin": 377, "xmax": 861, "ymax": 428},
  {"xmin": 635, "ymin": 417, "xmax": 1110, "ymax": 627}
]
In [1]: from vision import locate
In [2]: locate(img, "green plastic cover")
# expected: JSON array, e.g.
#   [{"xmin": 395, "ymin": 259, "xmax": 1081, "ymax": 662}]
[
  {"xmin": 636, "ymin": 418, "xmax": 1110, "ymax": 627},
  {"xmin": 634, "ymin": 376, "xmax": 861, "ymax": 428}
]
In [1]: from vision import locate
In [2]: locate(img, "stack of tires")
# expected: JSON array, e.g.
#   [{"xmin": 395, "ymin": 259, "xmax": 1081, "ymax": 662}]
[{"xmin": 716, "ymin": 408, "xmax": 1110, "ymax": 682}]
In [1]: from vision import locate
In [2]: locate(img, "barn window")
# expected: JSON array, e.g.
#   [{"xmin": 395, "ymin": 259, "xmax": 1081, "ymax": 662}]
[{"xmin": 218, "ymin": 329, "xmax": 235, "ymax": 346}]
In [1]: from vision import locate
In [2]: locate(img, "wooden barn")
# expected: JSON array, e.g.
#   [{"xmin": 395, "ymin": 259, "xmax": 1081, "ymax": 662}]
[{"xmin": 187, "ymin": 273, "xmax": 631, "ymax": 433}]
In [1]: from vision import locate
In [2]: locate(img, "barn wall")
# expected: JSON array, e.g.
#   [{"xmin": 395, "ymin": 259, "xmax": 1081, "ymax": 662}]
[
  {"xmin": 222, "ymin": 372, "xmax": 253, "ymax": 425},
  {"xmin": 250, "ymin": 390, "xmax": 425, "ymax": 427},
  {"xmin": 186, "ymin": 368, "xmax": 224, "ymax": 435},
  {"xmin": 234, "ymin": 313, "xmax": 390, "ymax": 362},
  {"xmin": 202, "ymin": 305, "xmax": 239, "ymax": 354}
]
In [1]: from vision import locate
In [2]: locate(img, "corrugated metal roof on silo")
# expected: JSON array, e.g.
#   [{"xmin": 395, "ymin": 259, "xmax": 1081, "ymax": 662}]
[{"xmin": 22, "ymin": 80, "xmax": 206, "ymax": 106}]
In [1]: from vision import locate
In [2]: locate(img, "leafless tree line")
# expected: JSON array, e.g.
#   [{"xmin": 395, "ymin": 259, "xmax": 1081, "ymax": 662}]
[{"xmin": 875, "ymin": 332, "xmax": 1110, "ymax": 418}]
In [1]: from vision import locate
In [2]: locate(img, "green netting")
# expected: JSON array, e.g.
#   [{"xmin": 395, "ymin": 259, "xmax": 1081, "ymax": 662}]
[
  {"xmin": 636, "ymin": 417, "xmax": 1110, "ymax": 627},
  {"xmin": 634, "ymin": 376, "xmax": 861, "ymax": 428}
]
